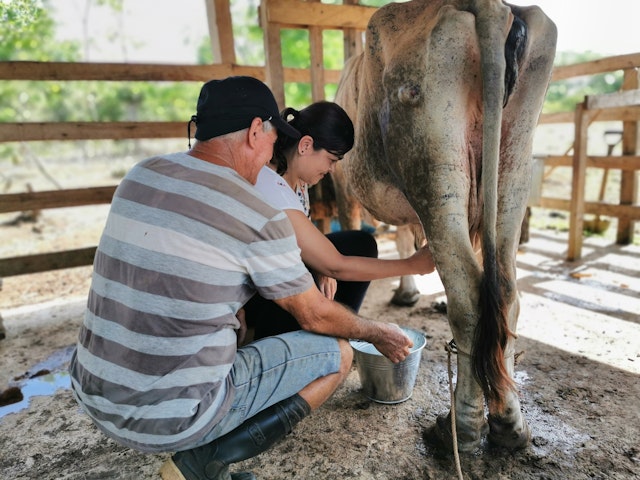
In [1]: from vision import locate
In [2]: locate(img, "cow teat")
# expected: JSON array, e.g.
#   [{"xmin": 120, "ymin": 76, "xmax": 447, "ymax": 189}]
[{"xmin": 398, "ymin": 84, "xmax": 421, "ymax": 105}]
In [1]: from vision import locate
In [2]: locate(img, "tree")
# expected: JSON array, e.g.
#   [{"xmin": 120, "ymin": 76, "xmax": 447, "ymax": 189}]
[{"xmin": 0, "ymin": 0, "xmax": 80, "ymax": 61}]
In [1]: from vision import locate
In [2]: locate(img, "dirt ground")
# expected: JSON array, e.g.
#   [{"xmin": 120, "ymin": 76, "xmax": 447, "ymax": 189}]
[{"xmin": 1, "ymin": 205, "xmax": 639, "ymax": 480}]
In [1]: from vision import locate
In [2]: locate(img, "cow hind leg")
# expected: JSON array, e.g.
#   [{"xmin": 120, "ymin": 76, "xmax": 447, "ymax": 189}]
[
  {"xmin": 487, "ymin": 360, "xmax": 531, "ymax": 449},
  {"xmin": 406, "ymin": 7, "xmax": 489, "ymax": 453},
  {"xmin": 483, "ymin": 4, "xmax": 556, "ymax": 450},
  {"xmin": 424, "ymin": 350, "xmax": 487, "ymax": 453},
  {"xmin": 483, "ymin": 210, "xmax": 531, "ymax": 449}
]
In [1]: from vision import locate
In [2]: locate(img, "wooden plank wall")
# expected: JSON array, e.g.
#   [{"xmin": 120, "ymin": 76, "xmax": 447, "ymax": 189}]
[{"xmin": 1, "ymin": 0, "xmax": 639, "ymax": 277}]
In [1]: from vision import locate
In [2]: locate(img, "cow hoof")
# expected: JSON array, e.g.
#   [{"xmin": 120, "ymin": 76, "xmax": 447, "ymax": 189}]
[
  {"xmin": 390, "ymin": 289, "xmax": 420, "ymax": 306},
  {"xmin": 487, "ymin": 415, "xmax": 531, "ymax": 450},
  {"xmin": 423, "ymin": 414, "xmax": 485, "ymax": 453}
]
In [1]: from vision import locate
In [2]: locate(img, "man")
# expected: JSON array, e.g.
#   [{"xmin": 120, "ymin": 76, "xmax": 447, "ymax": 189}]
[{"xmin": 69, "ymin": 76, "xmax": 412, "ymax": 480}]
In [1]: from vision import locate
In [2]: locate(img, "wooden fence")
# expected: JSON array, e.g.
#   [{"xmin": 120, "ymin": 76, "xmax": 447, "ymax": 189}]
[
  {"xmin": 535, "ymin": 55, "xmax": 640, "ymax": 260},
  {"xmin": 1, "ymin": 0, "xmax": 639, "ymax": 279}
]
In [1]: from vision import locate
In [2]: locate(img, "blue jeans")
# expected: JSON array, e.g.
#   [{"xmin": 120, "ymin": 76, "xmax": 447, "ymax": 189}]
[{"xmin": 197, "ymin": 330, "xmax": 341, "ymax": 446}]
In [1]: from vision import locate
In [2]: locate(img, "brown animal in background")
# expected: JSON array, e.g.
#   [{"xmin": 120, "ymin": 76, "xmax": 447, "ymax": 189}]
[{"xmin": 334, "ymin": 0, "xmax": 556, "ymax": 451}]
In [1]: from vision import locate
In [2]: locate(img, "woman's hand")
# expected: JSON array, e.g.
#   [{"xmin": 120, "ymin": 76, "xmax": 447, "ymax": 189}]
[
  {"xmin": 315, "ymin": 274, "xmax": 337, "ymax": 300},
  {"xmin": 236, "ymin": 308, "xmax": 248, "ymax": 346},
  {"xmin": 410, "ymin": 245, "xmax": 436, "ymax": 275}
]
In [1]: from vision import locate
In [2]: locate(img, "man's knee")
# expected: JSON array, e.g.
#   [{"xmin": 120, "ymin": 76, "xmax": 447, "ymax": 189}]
[{"xmin": 337, "ymin": 338, "xmax": 353, "ymax": 376}]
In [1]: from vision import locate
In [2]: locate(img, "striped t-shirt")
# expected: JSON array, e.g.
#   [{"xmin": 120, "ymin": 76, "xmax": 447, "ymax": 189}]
[{"xmin": 69, "ymin": 152, "xmax": 313, "ymax": 453}]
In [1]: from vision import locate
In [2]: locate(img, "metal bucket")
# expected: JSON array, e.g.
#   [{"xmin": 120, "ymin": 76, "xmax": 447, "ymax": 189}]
[{"xmin": 350, "ymin": 327, "xmax": 426, "ymax": 404}]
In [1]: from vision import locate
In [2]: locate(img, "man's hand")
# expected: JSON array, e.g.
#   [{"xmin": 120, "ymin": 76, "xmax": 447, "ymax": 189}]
[
  {"xmin": 276, "ymin": 288, "xmax": 411, "ymax": 363},
  {"xmin": 371, "ymin": 323, "xmax": 413, "ymax": 363}
]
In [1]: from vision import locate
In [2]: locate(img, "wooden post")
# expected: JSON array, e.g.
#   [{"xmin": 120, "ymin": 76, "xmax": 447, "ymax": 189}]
[
  {"xmin": 308, "ymin": 0, "xmax": 325, "ymax": 102},
  {"xmin": 567, "ymin": 102, "xmax": 589, "ymax": 261},
  {"xmin": 617, "ymin": 68, "xmax": 639, "ymax": 245},
  {"xmin": 204, "ymin": 0, "xmax": 236, "ymax": 65},
  {"xmin": 342, "ymin": 0, "xmax": 364, "ymax": 63},
  {"xmin": 307, "ymin": 0, "xmax": 330, "ymax": 232},
  {"xmin": 260, "ymin": 0, "xmax": 286, "ymax": 107}
]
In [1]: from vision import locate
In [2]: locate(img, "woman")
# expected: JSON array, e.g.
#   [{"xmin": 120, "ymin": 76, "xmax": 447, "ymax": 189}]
[{"xmin": 245, "ymin": 101, "xmax": 435, "ymax": 340}]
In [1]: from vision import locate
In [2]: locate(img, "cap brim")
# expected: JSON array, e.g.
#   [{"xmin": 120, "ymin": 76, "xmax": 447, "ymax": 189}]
[{"xmin": 270, "ymin": 116, "xmax": 301, "ymax": 139}]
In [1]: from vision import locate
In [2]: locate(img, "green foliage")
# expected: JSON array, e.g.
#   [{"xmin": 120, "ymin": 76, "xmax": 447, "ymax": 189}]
[
  {"xmin": 0, "ymin": 0, "xmax": 200, "ymax": 128},
  {"xmin": 0, "ymin": 0, "xmax": 80, "ymax": 61},
  {"xmin": 230, "ymin": 0, "xmax": 264, "ymax": 65},
  {"xmin": 196, "ymin": 37, "xmax": 214, "ymax": 64},
  {"xmin": 543, "ymin": 51, "xmax": 623, "ymax": 113}
]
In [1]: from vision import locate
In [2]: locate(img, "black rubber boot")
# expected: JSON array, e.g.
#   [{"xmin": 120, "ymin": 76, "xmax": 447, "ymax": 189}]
[{"xmin": 160, "ymin": 394, "xmax": 311, "ymax": 480}]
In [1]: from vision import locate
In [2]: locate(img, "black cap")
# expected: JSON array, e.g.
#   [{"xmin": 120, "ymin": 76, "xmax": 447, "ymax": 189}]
[{"xmin": 192, "ymin": 76, "xmax": 301, "ymax": 141}]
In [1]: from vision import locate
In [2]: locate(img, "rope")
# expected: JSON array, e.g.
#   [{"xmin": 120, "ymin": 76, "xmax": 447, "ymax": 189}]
[
  {"xmin": 445, "ymin": 340, "xmax": 465, "ymax": 480},
  {"xmin": 443, "ymin": 338, "xmax": 525, "ymax": 480}
]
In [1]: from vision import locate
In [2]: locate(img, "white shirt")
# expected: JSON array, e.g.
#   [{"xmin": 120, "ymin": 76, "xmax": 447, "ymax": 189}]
[{"xmin": 254, "ymin": 166, "xmax": 310, "ymax": 217}]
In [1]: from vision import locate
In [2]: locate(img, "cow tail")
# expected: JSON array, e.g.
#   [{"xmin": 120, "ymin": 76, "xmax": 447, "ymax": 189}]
[{"xmin": 472, "ymin": 4, "xmax": 517, "ymax": 410}]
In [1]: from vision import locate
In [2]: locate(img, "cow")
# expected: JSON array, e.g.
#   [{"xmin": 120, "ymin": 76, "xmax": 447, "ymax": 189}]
[
  {"xmin": 319, "ymin": 170, "xmax": 424, "ymax": 306},
  {"xmin": 334, "ymin": 0, "xmax": 556, "ymax": 452}
]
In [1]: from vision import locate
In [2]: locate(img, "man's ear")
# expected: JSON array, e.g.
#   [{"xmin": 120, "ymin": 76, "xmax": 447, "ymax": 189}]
[{"xmin": 247, "ymin": 117, "xmax": 263, "ymax": 147}]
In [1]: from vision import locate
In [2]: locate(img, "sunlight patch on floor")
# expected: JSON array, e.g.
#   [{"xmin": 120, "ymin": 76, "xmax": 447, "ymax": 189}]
[
  {"xmin": 598, "ymin": 252, "xmax": 640, "ymax": 273},
  {"xmin": 536, "ymin": 279, "xmax": 640, "ymax": 316},
  {"xmin": 517, "ymin": 292, "xmax": 639, "ymax": 374},
  {"xmin": 378, "ymin": 233, "xmax": 639, "ymax": 374}
]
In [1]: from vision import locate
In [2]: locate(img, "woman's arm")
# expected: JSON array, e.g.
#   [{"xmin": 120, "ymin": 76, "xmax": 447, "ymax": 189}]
[{"xmin": 285, "ymin": 209, "xmax": 435, "ymax": 282}]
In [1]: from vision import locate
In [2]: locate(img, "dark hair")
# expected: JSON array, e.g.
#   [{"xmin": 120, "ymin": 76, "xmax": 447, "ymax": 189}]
[{"xmin": 272, "ymin": 101, "xmax": 354, "ymax": 174}]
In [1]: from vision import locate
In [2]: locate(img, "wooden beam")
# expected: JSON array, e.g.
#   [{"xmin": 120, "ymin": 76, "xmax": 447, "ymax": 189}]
[
  {"xmin": 538, "ymin": 197, "xmax": 570, "ymax": 211},
  {"xmin": 0, "ymin": 122, "xmax": 186, "ymax": 142},
  {"xmin": 0, "ymin": 61, "xmax": 264, "ymax": 81},
  {"xmin": 205, "ymin": 0, "xmax": 236, "ymax": 64},
  {"xmin": 0, "ymin": 61, "xmax": 342, "ymax": 87},
  {"xmin": 540, "ymin": 154, "xmax": 640, "ymax": 170},
  {"xmin": 586, "ymin": 89, "xmax": 640, "ymax": 110},
  {"xmin": 539, "ymin": 105, "xmax": 640, "ymax": 124},
  {"xmin": 538, "ymin": 111, "xmax": 574, "ymax": 124},
  {"xmin": 0, "ymin": 247, "xmax": 97, "ymax": 277},
  {"xmin": 0, "ymin": 187, "xmax": 116, "ymax": 214},
  {"xmin": 551, "ymin": 53, "xmax": 640, "ymax": 82},
  {"xmin": 262, "ymin": 0, "xmax": 375, "ymax": 30},
  {"xmin": 537, "ymin": 197, "xmax": 640, "ymax": 219}
]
